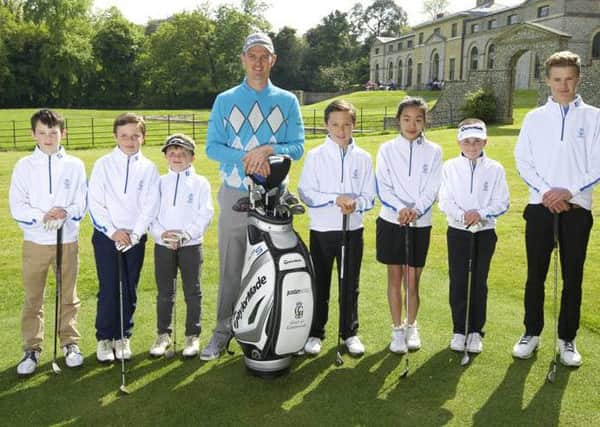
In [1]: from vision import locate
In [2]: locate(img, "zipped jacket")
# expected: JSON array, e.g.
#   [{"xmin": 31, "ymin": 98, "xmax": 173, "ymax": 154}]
[
  {"xmin": 438, "ymin": 153, "xmax": 509, "ymax": 231},
  {"xmin": 88, "ymin": 146, "xmax": 160, "ymax": 238},
  {"xmin": 298, "ymin": 137, "xmax": 375, "ymax": 231},
  {"xmin": 149, "ymin": 166, "xmax": 214, "ymax": 247},
  {"xmin": 376, "ymin": 134, "xmax": 442, "ymax": 227},
  {"xmin": 515, "ymin": 95, "xmax": 600, "ymax": 210},
  {"xmin": 9, "ymin": 145, "xmax": 87, "ymax": 244}
]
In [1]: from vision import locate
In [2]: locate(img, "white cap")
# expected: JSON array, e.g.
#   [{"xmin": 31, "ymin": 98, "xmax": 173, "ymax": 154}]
[
  {"xmin": 458, "ymin": 122, "xmax": 487, "ymax": 141},
  {"xmin": 242, "ymin": 32, "xmax": 274, "ymax": 54}
]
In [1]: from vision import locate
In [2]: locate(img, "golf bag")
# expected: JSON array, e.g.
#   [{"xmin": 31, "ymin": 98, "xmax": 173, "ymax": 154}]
[{"xmin": 232, "ymin": 156, "xmax": 315, "ymax": 376}]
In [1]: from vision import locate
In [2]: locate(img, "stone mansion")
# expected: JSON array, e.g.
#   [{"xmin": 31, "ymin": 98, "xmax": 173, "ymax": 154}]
[{"xmin": 369, "ymin": 0, "xmax": 600, "ymax": 90}]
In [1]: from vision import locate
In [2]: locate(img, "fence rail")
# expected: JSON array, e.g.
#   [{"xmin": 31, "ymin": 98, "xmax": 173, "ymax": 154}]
[{"xmin": 0, "ymin": 109, "xmax": 406, "ymax": 151}]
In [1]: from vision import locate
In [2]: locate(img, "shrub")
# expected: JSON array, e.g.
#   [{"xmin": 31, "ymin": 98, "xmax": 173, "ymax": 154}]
[{"xmin": 460, "ymin": 88, "xmax": 497, "ymax": 123}]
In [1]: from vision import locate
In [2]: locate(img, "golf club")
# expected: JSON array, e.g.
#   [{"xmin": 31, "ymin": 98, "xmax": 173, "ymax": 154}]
[
  {"xmin": 461, "ymin": 225, "xmax": 477, "ymax": 367},
  {"xmin": 335, "ymin": 213, "xmax": 349, "ymax": 367},
  {"xmin": 117, "ymin": 251, "xmax": 130, "ymax": 395},
  {"xmin": 400, "ymin": 222, "xmax": 412, "ymax": 378},
  {"xmin": 51, "ymin": 226, "xmax": 63, "ymax": 375},
  {"xmin": 547, "ymin": 213, "xmax": 560, "ymax": 383},
  {"xmin": 164, "ymin": 273, "xmax": 177, "ymax": 360}
]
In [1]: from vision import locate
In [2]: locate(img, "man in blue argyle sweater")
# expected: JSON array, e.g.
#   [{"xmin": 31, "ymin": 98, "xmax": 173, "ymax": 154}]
[{"xmin": 202, "ymin": 32, "xmax": 305, "ymax": 360}]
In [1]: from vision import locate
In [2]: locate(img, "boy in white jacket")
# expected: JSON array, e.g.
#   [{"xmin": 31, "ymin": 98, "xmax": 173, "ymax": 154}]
[
  {"xmin": 149, "ymin": 134, "xmax": 214, "ymax": 358},
  {"xmin": 376, "ymin": 97, "xmax": 442, "ymax": 354},
  {"xmin": 439, "ymin": 118, "xmax": 509, "ymax": 354},
  {"xmin": 9, "ymin": 109, "xmax": 87, "ymax": 375},
  {"xmin": 88, "ymin": 113, "xmax": 160, "ymax": 363},
  {"xmin": 298, "ymin": 100, "xmax": 376, "ymax": 356}
]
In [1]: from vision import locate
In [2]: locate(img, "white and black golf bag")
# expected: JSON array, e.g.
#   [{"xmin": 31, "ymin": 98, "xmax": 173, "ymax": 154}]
[{"xmin": 231, "ymin": 156, "xmax": 315, "ymax": 376}]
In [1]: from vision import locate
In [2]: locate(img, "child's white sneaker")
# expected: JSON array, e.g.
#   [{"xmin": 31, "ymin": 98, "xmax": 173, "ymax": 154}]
[
  {"xmin": 182, "ymin": 336, "xmax": 200, "ymax": 358},
  {"xmin": 344, "ymin": 336, "xmax": 365, "ymax": 356},
  {"xmin": 17, "ymin": 350, "xmax": 40, "ymax": 376},
  {"xmin": 559, "ymin": 339, "xmax": 582, "ymax": 367},
  {"xmin": 149, "ymin": 333, "xmax": 171, "ymax": 357},
  {"xmin": 114, "ymin": 338, "xmax": 132, "ymax": 361},
  {"xmin": 304, "ymin": 337, "xmax": 322, "ymax": 355},
  {"xmin": 405, "ymin": 321, "xmax": 421, "ymax": 350},
  {"xmin": 450, "ymin": 333, "xmax": 466, "ymax": 352},
  {"xmin": 467, "ymin": 333, "xmax": 483, "ymax": 353},
  {"xmin": 389, "ymin": 325, "xmax": 407, "ymax": 354},
  {"xmin": 512, "ymin": 335, "xmax": 539, "ymax": 359},
  {"xmin": 63, "ymin": 344, "xmax": 84, "ymax": 368},
  {"xmin": 96, "ymin": 339, "xmax": 114, "ymax": 363}
]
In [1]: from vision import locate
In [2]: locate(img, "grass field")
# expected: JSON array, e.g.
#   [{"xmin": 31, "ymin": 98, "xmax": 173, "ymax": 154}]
[{"xmin": 0, "ymin": 91, "xmax": 599, "ymax": 426}]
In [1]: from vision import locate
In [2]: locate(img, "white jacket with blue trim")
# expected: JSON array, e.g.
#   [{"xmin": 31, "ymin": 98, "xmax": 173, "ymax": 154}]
[
  {"xmin": 88, "ymin": 147, "xmax": 160, "ymax": 238},
  {"xmin": 149, "ymin": 166, "xmax": 214, "ymax": 247},
  {"xmin": 376, "ymin": 134, "xmax": 442, "ymax": 227},
  {"xmin": 298, "ymin": 137, "xmax": 375, "ymax": 232},
  {"xmin": 9, "ymin": 146, "xmax": 87, "ymax": 244},
  {"xmin": 515, "ymin": 95, "xmax": 600, "ymax": 210},
  {"xmin": 438, "ymin": 153, "xmax": 509, "ymax": 231}
]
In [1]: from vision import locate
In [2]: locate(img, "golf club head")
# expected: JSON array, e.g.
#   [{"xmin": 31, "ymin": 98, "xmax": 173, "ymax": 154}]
[
  {"xmin": 119, "ymin": 384, "xmax": 130, "ymax": 395},
  {"xmin": 400, "ymin": 365, "xmax": 409, "ymax": 378},
  {"xmin": 51, "ymin": 361, "xmax": 62, "ymax": 374},
  {"xmin": 164, "ymin": 348, "xmax": 176, "ymax": 360},
  {"xmin": 546, "ymin": 361, "xmax": 557, "ymax": 383},
  {"xmin": 460, "ymin": 354, "xmax": 471, "ymax": 366},
  {"xmin": 290, "ymin": 204, "xmax": 306, "ymax": 215},
  {"xmin": 335, "ymin": 352, "xmax": 344, "ymax": 366}
]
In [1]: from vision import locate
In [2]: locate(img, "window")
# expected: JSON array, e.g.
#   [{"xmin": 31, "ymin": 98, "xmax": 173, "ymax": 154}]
[
  {"xmin": 538, "ymin": 6, "xmax": 550, "ymax": 18},
  {"xmin": 451, "ymin": 23, "xmax": 458, "ymax": 37},
  {"xmin": 406, "ymin": 58, "xmax": 413, "ymax": 86},
  {"xmin": 534, "ymin": 54, "xmax": 541, "ymax": 79},
  {"xmin": 389, "ymin": 45, "xmax": 394, "ymax": 52},
  {"xmin": 398, "ymin": 42, "xmax": 403, "ymax": 50},
  {"xmin": 471, "ymin": 23, "xmax": 480, "ymax": 33},
  {"xmin": 431, "ymin": 53, "xmax": 440, "ymax": 81},
  {"xmin": 449, "ymin": 58, "xmax": 456, "ymax": 80},
  {"xmin": 434, "ymin": 27, "xmax": 441, "ymax": 35},
  {"xmin": 407, "ymin": 39, "xmax": 414, "ymax": 48},
  {"xmin": 375, "ymin": 48, "xmax": 380, "ymax": 54},
  {"xmin": 470, "ymin": 46, "xmax": 479, "ymax": 70},
  {"xmin": 488, "ymin": 19, "xmax": 497, "ymax": 30},
  {"xmin": 592, "ymin": 33, "xmax": 600, "ymax": 59},
  {"xmin": 487, "ymin": 44, "xmax": 495, "ymax": 69},
  {"xmin": 375, "ymin": 64, "xmax": 380, "ymax": 81},
  {"xmin": 389, "ymin": 62, "xmax": 394, "ymax": 80},
  {"xmin": 398, "ymin": 60, "xmax": 403, "ymax": 86},
  {"xmin": 417, "ymin": 63, "xmax": 423, "ymax": 85},
  {"xmin": 507, "ymin": 14, "xmax": 520, "ymax": 25},
  {"xmin": 418, "ymin": 32, "xmax": 424, "ymax": 44}
]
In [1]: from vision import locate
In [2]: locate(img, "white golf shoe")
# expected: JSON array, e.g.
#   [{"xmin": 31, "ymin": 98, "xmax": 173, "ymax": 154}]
[
  {"xmin": 389, "ymin": 325, "xmax": 407, "ymax": 354},
  {"xmin": 450, "ymin": 333, "xmax": 466, "ymax": 352},
  {"xmin": 405, "ymin": 321, "xmax": 421, "ymax": 350},
  {"xmin": 114, "ymin": 338, "xmax": 132, "ymax": 361},
  {"xmin": 182, "ymin": 336, "xmax": 200, "ymax": 358},
  {"xmin": 345, "ymin": 336, "xmax": 365, "ymax": 356},
  {"xmin": 304, "ymin": 337, "xmax": 322, "ymax": 355},
  {"xmin": 96, "ymin": 339, "xmax": 115, "ymax": 363},
  {"xmin": 466, "ymin": 333, "xmax": 483, "ymax": 354},
  {"xmin": 149, "ymin": 333, "xmax": 171, "ymax": 357},
  {"xmin": 63, "ymin": 344, "xmax": 84, "ymax": 368},
  {"xmin": 559, "ymin": 339, "xmax": 582, "ymax": 367},
  {"xmin": 17, "ymin": 350, "xmax": 40, "ymax": 376},
  {"xmin": 512, "ymin": 335, "xmax": 539, "ymax": 359}
]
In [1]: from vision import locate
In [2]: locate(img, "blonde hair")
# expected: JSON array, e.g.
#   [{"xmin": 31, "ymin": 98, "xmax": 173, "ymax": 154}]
[{"xmin": 544, "ymin": 51, "xmax": 581, "ymax": 77}]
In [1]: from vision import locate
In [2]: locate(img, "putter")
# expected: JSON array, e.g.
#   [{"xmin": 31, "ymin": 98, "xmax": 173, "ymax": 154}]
[
  {"xmin": 164, "ymin": 274, "xmax": 177, "ymax": 360},
  {"xmin": 51, "ymin": 226, "xmax": 63, "ymax": 375},
  {"xmin": 547, "ymin": 213, "xmax": 560, "ymax": 383},
  {"xmin": 335, "ymin": 214, "xmax": 349, "ymax": 367},
  {"xmin": 461, "ymin": 226, "xmax": 477, "ymax": 367},
  {"xmin": 400, "ymin": 223, "xmax": 412, "ymax": 378},
  {"xmin": 117, "ymin": 251, "xmax": 130, "ymax": 395}
]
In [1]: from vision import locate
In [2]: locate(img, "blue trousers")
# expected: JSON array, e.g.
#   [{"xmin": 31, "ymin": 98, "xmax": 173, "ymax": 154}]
[{"xmin": 92, "ymin": 229, "xmax": 146, "ymax": 340}]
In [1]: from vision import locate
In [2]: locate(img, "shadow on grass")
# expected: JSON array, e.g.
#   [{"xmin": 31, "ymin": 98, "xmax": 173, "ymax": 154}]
[{"xmin": 473, "ymin": 355, "xmax": 572, "ymax": 426}]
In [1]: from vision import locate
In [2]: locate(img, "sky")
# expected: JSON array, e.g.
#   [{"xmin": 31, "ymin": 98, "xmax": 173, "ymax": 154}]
[{"xmin": 93, "ymin": 0, "xmax": 524, "ymax": 34}]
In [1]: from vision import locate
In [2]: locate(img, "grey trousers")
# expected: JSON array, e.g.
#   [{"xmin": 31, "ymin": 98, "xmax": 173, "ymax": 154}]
[
  {"xmin": 214, "ymin": 185, "xmax": 248, "ymax": 336},
  {"xmin": 154, "ymin": 243, "xmax": 203, "ymax": 337}
]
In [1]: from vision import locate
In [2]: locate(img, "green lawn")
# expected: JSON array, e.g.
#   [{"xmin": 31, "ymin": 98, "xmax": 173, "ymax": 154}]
[{"xmin": 0, "ymin": 92, "xmax": 598, "ymax": 426}]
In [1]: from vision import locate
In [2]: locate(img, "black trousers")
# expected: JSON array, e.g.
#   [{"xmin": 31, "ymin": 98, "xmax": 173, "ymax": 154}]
[
  {"xmin": 447, "ymin": 227, "xmax": 497, "ymax": 335},
  {"xmin": 523, "ymin": 204, "xmax": 592, "ymax": 341},
  {"xmin": 309, "ymin": 228, "xmax": 363, "ymax": 340}
]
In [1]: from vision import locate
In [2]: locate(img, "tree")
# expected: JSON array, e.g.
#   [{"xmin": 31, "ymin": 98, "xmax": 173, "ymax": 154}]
[
  {"xmin": 270, "ymin": 27, "xmax": 305, "ymax": 90},
  {"xmin": 423, "ymin": 0, "xmax": 449, "ymax": 21},
  {"xmin": 350, "ymin": 0, "xmax": 408, "ymax": 40}
]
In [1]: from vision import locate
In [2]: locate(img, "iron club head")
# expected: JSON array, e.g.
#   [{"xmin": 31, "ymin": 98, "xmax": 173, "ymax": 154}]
[
  {"xmin": 400, "ymin": 365, "xmax": 409, "ymax": 378},
  {"xmin": 547, "ymin": 361, "xmax": 557, "ymax": 383},
  {"xmin": 119, "ymin": 384, "xmax": 130, "ymax": 395},
  {"xmin": 164, "ymin": 348, "xmax": 176, "ymax": 360},
  {"xmin": 51, "ymin": 361, "xmax": 62, "ymax": 374},
  {"xmin": 461, "ymin": 353, "xmax": 471, "ymax": 366},
  {"xmin": 335, "ymin": 352, "xmax": 344, "ymax": 366}
]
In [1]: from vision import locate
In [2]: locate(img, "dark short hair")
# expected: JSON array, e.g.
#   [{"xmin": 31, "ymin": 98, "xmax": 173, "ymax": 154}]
[
  {"xmin": 113, "ymin": 112, "xmax": 146, "ymax": 136},
  {"xmin": 396, "ymin": 96, "xmax": 428, "ymax": 122},
  {"xmin": 30, "ymin": 109, "xmax": 65, "ymax": 132},
  {"xmin": 324, "ymin": 99, "xmax": 357, "ymax": 124},
  {"xmin": 544, "ymin": 51, "xmax": 581, "ymax": 78}
]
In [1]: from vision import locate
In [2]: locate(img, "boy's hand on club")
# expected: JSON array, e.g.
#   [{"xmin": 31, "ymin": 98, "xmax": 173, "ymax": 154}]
[
  {"xmin": 398, "ymin": 207, "xmax": 417, "ymax": 225},
  {"xmin": 542, "ymin": 188, "xmax": 572, "ymax": 211},
  {"xmin": 336, "ymin": 195, "xmax": 356, "ymax": 214},
  {"xmin": 463, "ymin": 210, "xmax": 482, "ymax": 226}
]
